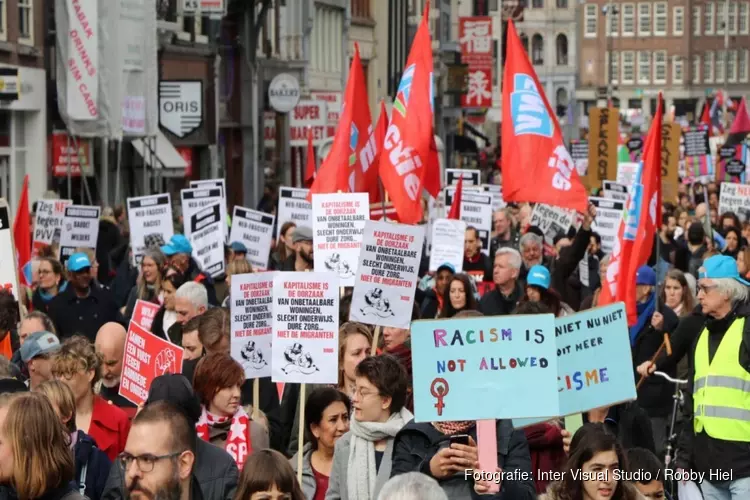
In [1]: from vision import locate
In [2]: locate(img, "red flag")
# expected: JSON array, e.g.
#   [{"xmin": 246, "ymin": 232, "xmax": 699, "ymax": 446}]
[
  {"xmin": 447, "ymin": 176, "xmax": 463, "ymax": 220},
  {"xmin": 729, "ymin": 96, "xmax": 750, "ymax": 136},
  {"xmin": 501, "ymin": 21, "xmax": 587, "ymax": 213},
  {"xmin": 379, "ymin": 0, "xmax": 436, "ymax": 224},
  {"xmin": 372, "ymin": 100, "xmax": 389, "ymax": 172},
  {"xmin": 309, "ymin": 43, "xmax": 375, "ymax": 199},
  {"xmin": 700, "ymin": 102, "xmax": 712, "ymax": 135},
  {"xmin": 304, "ymin": 126, "xmax": 316, "ymax": 188},
  {"xmin": 599, "ymin": 95, "xmax": 663, "ymax": 325},
  {"xmin": 13, "ymin": 175, "xmax": 31, "ymax": 287}
]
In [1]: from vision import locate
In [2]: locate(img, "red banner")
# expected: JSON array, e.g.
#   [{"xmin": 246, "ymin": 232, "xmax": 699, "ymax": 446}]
[
  {"xmin": 119, "ymin": 322, "xmax": 184, "ymax": 405},
  {"xmin": 50, "ymin": 133, "xmax": 92, "ymax": 177},
  {"xmin": 459, "ymin": 17, "xmax": 493, "ymax": 109},
  {"xmin": 131, "ymin": 300, "xmax": 161, "ymax": 332},
  {"xmin": 176, "ymin": 147, "xmax": 193, "ymax": 177}
]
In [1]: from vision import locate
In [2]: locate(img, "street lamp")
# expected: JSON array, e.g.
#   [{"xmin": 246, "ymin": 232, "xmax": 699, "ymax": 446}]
[{"xmin": 602, "ymin": 4, "xmax": 618, "ymax": 106}]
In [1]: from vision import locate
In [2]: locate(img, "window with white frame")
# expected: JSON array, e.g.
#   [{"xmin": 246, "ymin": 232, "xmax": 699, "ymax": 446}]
[
  {"xmin": 729, "ymin": 2, "xmax": 738, "ymax": 33},
  {"xmin": 673, "ymin": 7, "xmax": 684, "ymax": 35},
  {"xmin": 607, "ymin": 6, "xmax": 620, "ymax": 36},
  {"xmin": 654, "ymin": 51, "xmax": 667, "ymax": 83},
  {"xmin": 705, "ymin": 51, "xmax": 714, "ymax": 82},
  {"xmin": 606, "ymin": 51, "xmax": 620, "ymax": 84},
  {"xmin": 728, "ymin": 49, "xmax": 738, "ymax": 81},
  {"xmin": 718, "ymin": 3, "xmax": 726, "ymax": 34},
  {"xmin": 716, "ymin": 50, "xmax": 725, "ymax": 82},
  {"xmin": 311, "ymin": 4, "xmax": 344, "ymax": 73},
  {"xmin": 638, "ymin": 3, "xmax": 651, "ymax": 35},
  {"xmin": 622, "ymin": 51, "xmax": 635, "ymax": 83},
  {"xmin": 693, "ymin": 54, "xmax": 701, "ymax": 83},
  {"xmin": 18, "ymin": 0, "xmax": 32, "ymax": 44},
  {"xmin": 706, "ymin": 2, "xmax": 715, "ymax": 34},
  {"xmin": 654, "ymin": 2, "xmax": 667, "ymax": 35},
  {"xmin": 672, "ymin": 56, "xmax": 684, "ymax": 83},
  {"xmin": 585, "ymin": 4, "xmax": 598, "ymax": 37},
  {"xmin": 622, "ymin": 4, "xmax": 635, "ymax": 36},
  {"xmin": 638, "ymin": 51, "xmax": 651, "ymax": 83},
  {"xmin": 740, "ymin": 49, "xmax": 749, "ymax": 81},
  {"xmin": 0, "ymin": 0, "xmax": 6, "ymax": 42},
  {"xmin": 693, "ymin": 6, "xmax": 701, "ymax": 35},
  {"xmin": 741, "ymin": 2, "xmax": 749, "ymax": 33}
]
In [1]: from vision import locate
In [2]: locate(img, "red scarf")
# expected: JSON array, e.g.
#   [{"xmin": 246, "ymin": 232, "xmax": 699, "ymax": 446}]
[{"xmin": 196, "ymin": 406, "xmax": 252, "ymax": 469}]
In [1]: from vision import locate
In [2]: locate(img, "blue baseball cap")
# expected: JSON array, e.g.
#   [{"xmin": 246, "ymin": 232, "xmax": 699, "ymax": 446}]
[
  {"xmin": 526, "ymin": 265, "xmax": 551, "ymax": 290},
  {"xmin": 699, "ymin": 255, "xmax": 750, "ymax": 285},
  {"xmin": 436, "ymin": 263, "xmax": 456, "ymax": 274},
  {"xmin": 20, "ymin": 331, "xmax": 61, "ymax": 363},
  {"xmin": 67, "ymin": 253, "xmax": 91, "ymax": 272},
  {"xmin": 636, "ymin": 265, "xmax": 657, "ymax": 286},
  {"xmin": 229, "ymin": 241, "xmax": 247, "ymax": 253},
  {"xmin": 161, "ymin": 234, "xmax": 193, "ymax": 256}
]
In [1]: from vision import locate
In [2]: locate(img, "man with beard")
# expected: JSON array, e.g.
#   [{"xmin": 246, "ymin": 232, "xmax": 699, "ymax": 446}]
[
  {"xmin": 281, "ymin": 226, "xmax": 314, "ymax": 271},
  {"xmin": 659, "ymin": 213, "xmax": 678, "ymax": 266},
  {"xmin": 95, "ymin": 322, "xmax": 137, "ymax": 417},
  {"xmin": 122, "ymin": 401, "xmax": 197, "ymax": 500}
]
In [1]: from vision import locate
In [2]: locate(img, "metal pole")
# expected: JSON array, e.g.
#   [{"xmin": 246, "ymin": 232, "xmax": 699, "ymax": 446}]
[
  {"xmin": 66, "ymin": 134, "xmax": 72, "ymax": 200},
  {"xmin": 102, "ymin": 138, "xmax": 109, "ymax": 207}
]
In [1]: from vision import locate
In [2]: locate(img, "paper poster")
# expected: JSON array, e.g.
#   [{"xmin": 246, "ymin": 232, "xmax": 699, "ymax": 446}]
[
  {"xmin": 276, "ymin": 187, "xmax": 312, "ymax": 239},
  {"xmin": 589, "ymin": 197, "xmax": 625, "ymax": 254},
  {"xmin": 188, "ymin": 202, "xmax": 225, "ymax": 278},
  {"xmin": 0, "ymin": 200, "xmax": 20, "ymax": 300},
  {"xmin": 190, "ymin": 179, "xmax": 228, "ymax": 241},
  {"xmin": 127, "ymin": 194, "xmax": 174, "ymax": 265},
  {"xmin": 457, "ymin": 192, "xmax": 492, "ymax": 257},
  {"xmin": 585, "ymin": 108, "xmax": 619, "ymax": 190},
  {"xmin": 58, "ymin": 205, "xmax": 101, "ymax": 267},
  {"xmin": 271, "ymin": 272, "xmax": 339, "ymax": 384},
  {"xmin": 428, "ymin": 219, "xmax": 466, "ymax": 273},
  {"xmin": 180, "ymin": 187, "xmax": 223, "ymax": 240},
  {"xmin": 231, "ymin": 272, "xmax": 276, "ymax": 379},
  {"xmin": 481, "ymin": 184, "xmax": 506, "ymax": 212},
  {"xmin": 229, "ymin": 207, "xmax": 275, "ymax": 271},
  {"xmin": 445, "ymin": 168, "xmax": 481, "ymax": 186},
  {"xmin": 529, "ymin": 203, "xmax": 574, "ymax": 250},
  {"xmin": 602, "ymin": 180, "xmax": 629, "ymax": 203},
  {"xmin": 349, "ymin": 221, "xmax": 425, "ymax": 328},
  {"xmin": 411, "ymin": 313, "xmax": 559, "ymax": 422},
  {"xmin": 32, "ymin": 199, "xmax": 72, "ymax": 255},
  {"xmin": 616, "ymin": 162, "xmax": 639, "ymax": 186},
  {"xmin": 131, "ymin": 299, "xmax": 160, "ymax": 332},
  {"xmin": 718, "ymin": 182, "xmax": 750, "ymax": 222},
  {"xmin": 120, "ymin": 322, "xmax": 184, "ymax": 405},
  {"xmin": 570, "ymin": 139, "xmax": 588, "ymax": 177},
  {"xmin": 311, "ymin": 192, "xmax": 369, "ymax": 286}
]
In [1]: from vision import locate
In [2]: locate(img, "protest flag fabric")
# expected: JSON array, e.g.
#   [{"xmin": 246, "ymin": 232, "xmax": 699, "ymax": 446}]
[
  {"xmin": 500, "ymin": 20, "xmax": 587, "ymax": 213},
  {"xmin": 304, "ymin": 127, "xmax": 316, "ymax": 188},
  {"xmin": 447, "ymin": 176, "xmax": 462, "ymax": 220},
  {"xmin": 700, "ymin": 102, "xmax": 713, "ymax": 135},
  {"xmin": 368, "ymin": 100, "xmax": 390, "ymax": 204},
  {"xmin": 379, "ymin": 0, "xmax": 436, "ymax": 224},
  {"xmin": 725, "ymin": 96, "xmax": 750, "ymax": 148},
  {"xmin": 13, "ymin": 175, "xmax": 31, "ymax": 286}
]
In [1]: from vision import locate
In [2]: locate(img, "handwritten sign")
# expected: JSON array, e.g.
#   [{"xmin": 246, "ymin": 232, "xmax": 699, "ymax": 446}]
[
  {"xmin": 585, "ymin": 108, "xmax": 619, "ymax": 189},
  {"xmin": 33, "ymin": 199, "xmax": 72, "ymax": 255},
  {"xmin": 131, "ymin": 300, "xmax": 160, "ymax": 332},
  {"xmin": 127, "ymin": 194, "xmax": 174, "ymax": 265},
  {"xmin": 120, "ymin": 321, "xmax": 184, "ymax": 405},
  {"xmin": 411, "ymin": 314, "xmax": 559, "ymax": 422},
  {"xmin": 276, "ymin": 187, "xmax": 312, "ymax": 239},
  {"xmin": 271, "ymin": 272, "xmax": 339, "ymax": 384},
  {"xmin": 231, "ymin": 272, "xmax": 276, "ymax": 379},
  {"xmin": 428, "ymin": 219, "xmax": 466, "ymax": 273},
  {"xmin": 350, "ymin": 221, "xmax": 425, "ymax": 328}
]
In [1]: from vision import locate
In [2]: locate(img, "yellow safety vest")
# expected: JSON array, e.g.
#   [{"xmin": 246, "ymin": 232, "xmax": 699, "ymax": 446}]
[{"xmin": 693, "ymin": 317, "xmax": 750, "ymax": 442}]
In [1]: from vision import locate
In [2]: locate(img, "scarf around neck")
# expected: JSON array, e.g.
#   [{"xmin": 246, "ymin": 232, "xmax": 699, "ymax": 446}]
[
  {"xmin": 347, "ymin": 407, "xmax": 412, "ymax": 500},
  {"xmin": 196, "ymin": 406, "xmax": 252, "ymax": 469},
  {"xmin": 629, "ymin": 292, "xmax": 656, "ymax": 345}
]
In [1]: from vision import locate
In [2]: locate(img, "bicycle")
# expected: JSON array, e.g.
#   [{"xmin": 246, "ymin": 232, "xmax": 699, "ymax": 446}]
[{"xmin": 653, "ymin": 370, "xmax": 688, "ymax": 499}]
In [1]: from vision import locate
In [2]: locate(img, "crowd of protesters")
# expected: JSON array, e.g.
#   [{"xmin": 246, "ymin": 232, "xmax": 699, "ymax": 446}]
[{"xmin": 0, "ymin": 178, "xmax": 745, "ymax": 500}]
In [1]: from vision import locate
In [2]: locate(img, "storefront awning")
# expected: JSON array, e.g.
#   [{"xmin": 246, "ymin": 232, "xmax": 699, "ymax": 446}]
[{"xmin": 131, "ymin": 130, "xmax": 188, "ymax": 170}]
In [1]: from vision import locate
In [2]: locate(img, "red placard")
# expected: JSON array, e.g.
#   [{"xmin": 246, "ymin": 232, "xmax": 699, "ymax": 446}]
[
  {"xmin": 50, "ymin": 132, "xmax": 92, "ymax": 177},
  {"xmin": 131, "ymin": 299, "xmax": 161, "ymax": 332},
  {"xmin": 119, "ymin": 322, "xmax": 184, "ymax": 406},
  {"xmin": 459, "ymin": 17, "xmax": 494, "ymax": 109}
]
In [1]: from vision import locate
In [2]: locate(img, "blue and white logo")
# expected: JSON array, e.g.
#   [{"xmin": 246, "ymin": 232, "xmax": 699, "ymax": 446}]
[
  {"xmin": 510, "ymin": 74, "xmax": 553, "ymax": 138},
  {"xmin": 623, "ymin": 163, "xmax": 644, "ymax": 241}
]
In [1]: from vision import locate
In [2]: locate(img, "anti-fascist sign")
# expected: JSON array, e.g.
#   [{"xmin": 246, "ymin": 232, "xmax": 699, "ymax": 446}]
[
  {"xmin": 229, "ymin": 207, "xmax": 275, "ymax": 271},
  {"xmin": 189, "ymin": 202, "xmax": 225, "ymax": 278},
  {"xmin": 127, "ymin": 194, "xmax": 174, "ymax": 265},
  {"xmin": 276, "ymin": 187, "xmax": 312, "ymax": 239},
  {"xmin": 181, "ymin": 187, "xmax": 224, "ymax": 240}
]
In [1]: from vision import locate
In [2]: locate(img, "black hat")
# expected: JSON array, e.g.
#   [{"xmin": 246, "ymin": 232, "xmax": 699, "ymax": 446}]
[{"xmin": 146, "ymin": 374, "xmax": 201, "ymax": 425}]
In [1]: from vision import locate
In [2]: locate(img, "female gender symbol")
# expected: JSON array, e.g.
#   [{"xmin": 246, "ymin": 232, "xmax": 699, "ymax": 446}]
[{"xmin": 430, "ymin": 378, "xmax": 449, "ymax": 416}]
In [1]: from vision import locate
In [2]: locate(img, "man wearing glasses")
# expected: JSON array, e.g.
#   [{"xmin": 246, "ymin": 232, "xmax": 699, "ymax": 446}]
[{"xmin": 120, "ymin": 401, "xmax": 197, "ymax": 500}]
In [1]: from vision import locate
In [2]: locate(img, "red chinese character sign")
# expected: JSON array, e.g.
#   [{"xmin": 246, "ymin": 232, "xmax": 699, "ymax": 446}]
[{"xmin": 459, "ymin": 17, "xmax": 493, "ymax": 109}]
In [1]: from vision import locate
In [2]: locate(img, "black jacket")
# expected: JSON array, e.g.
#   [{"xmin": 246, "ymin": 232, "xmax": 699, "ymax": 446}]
[
  {"xmin": 391, "ymin": 419, "xmax": 536, "ymax": 500},
  {"xmin": 102, "ymin": 438, "xmax": 238, "ymax": 500},
  {"xmin": 97, "ymin": 220, "xmax": 125, "ymax": 286},
  {"xmin": 583, "ymin": 403, "xmax": 656, "ymax": 453},
  {"xmin": 478, "ymin": 281, "xmax": 523, "ymax": 316},
  {"xmin": 420, "ymin": 288, "xmax": 440, "ymax": 319},
  {"xmin": 550, "ymin": 227, "xmax": 591, "ymax": 309},
  {"xmin": 73, "ymin": 430, "xmax": 111, "ymax": 500},
  {"xmin": 463, "ymin": 252, "xmax": 492, "ymax": 282},
  {"xmin": 47, "ymin": 285, "xmax": 122, "ymax": 341}
]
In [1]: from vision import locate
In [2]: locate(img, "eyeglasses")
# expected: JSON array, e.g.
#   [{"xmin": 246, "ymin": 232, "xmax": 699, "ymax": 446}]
[
  {"xmin": 118, "ymin": 451, "xmax": 184, "ymax": 473},
  {"xmin": 353, "ymin": 387, "xmax": 381, "ymax": 399},
  {"xmin": 698, "ymin": 284, "xmax": 718, "ymax": 294}
]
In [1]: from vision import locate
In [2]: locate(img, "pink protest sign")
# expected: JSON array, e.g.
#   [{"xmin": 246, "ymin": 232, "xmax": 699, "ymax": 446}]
[{"xmin": 131, "ymin": 299, "xmax": 160, "ymax": 331}]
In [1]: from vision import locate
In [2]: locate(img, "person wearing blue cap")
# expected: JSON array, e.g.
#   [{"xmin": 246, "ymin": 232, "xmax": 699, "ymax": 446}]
[
  {"xmin": 160, "ymin": 234, "xmax": 219, "ymax": 306},
  {"xmin": 520, "ymin": 265, "xmax": 573, "ymax": 317},
  {"xmin": 47, "ymin": 253, "xmax": 122, "ymax": 342},
  {"xmin": 228, "ymin": 241, "xmax": 248, "ymax": 262}
]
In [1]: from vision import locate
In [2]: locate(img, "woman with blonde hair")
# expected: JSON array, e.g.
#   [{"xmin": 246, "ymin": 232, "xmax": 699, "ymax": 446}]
[
  {"xmin": 123, "ymin": 248, "xmax": 167, "ymax": 319},
  {"xmin": 0, "ymin": 392, "xmax": 86, "ymax": 500},
  {"xmin": 221, "ymin": 258, "xmax": 253, "ymax": 307}
]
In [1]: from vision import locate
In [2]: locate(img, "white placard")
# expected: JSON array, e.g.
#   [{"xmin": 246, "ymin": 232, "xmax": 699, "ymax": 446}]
[
  {"xmin": 445, "ymin": 168, "xmax": 480, "ymax": 186},
  {"xmin": 616, "ymin": 162, "xmax": 639, "ymax": 186},
  {"xmin": 530, "ymin": 203, "xmax": 575, "ymax": 249},
  {"xmin": 457, "ymin": 192, "xmax": 493, "ymax": 257},
  {"xmin": 0, "ymin": 200, "xmax": 20, "ymax": 301},
  {"xmin": 229, "ymin": 207, "xmax": 275, "ymax": 271},
  {"xmin": 718, "ymin": 182, "xmax": 750, "ymax": 222},
  {"xmin": 231, "ymin": 272, "xmax": 276, "ymax": 380},
  {"xmin": 188, "ymin": 202, "xmax": 225, "ymax": 278},
  {"xmin": 481, "ymin": 184, "xmax": 506, "ymax": 211},
  {"xmin": 350, "ymin": 221, "xmax": 425, "ymax": 328},
  {"xmin": 181, "ymin": 187, "xmax": 223, "ymax": 240},
  {"xmin": 33, "ymin": 199, "xmax": 72, "ymax": 254},
  {"xmin": 589, "ymin": 197, "xmax": 625, "ymax": 254},
  {"xmin": 127, "ymin": 194, "xmax": 174, "ymax": 265},
  {"xmin": 312, "ymin": 193, "xmax": 369, "ymax": 287},
  {"xmin": 67, "ymin": 0, "xmax": 99, "ymax": 120},
  {"xmin": 190, "ymin": 179, "xmax": 228, "ymax": 241},
  {"xmin": 276, "ymin": 187, "xmax": 312, "ymax": 239},
  {"xmin": 271, "ymin": 272, "xmax": 339, "ymax": 384},
  {"xmin": 59, "ymin": 205, "xmax": 101, "ymax": 267},
  {"xmin": 289, "ymin": 100, "xmax": 327, "ymax": 146},
  {"xmin": 428, "ymin": 219, "xmax": 467, "ymax": 273},
  {"xmin": 602, "ymin": 180, "xmax": 629, "ymax": 203}
]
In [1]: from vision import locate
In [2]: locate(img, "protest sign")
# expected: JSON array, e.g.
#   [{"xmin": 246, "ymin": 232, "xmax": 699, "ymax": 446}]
[
  {"xmin": 32, "ymin": 199, "xmax": 72, "ymax": 255},
  {"xmin": 131, "ymin": 300, "xmax": 160, "ymax": 331},
  {"xmin": 585, "ymin": 107, "xmax": 619, "ymax": 190},
  {"xmin": 271, "ymin": 272, "xmax": 339, "ymax": 384},
  {"xmin": 616, "ymin": 162, "xmax": 639, "ymax": 186},
  {"xmin": 625, "ymin": 134, "xmax": 644, "ymax": 162},
  {"xmin": 349, "ymin": 221, "xmax": 425, "ymax": 328},
  {"xmin": 570, "ymin": 140, "xmax": 588, "ymax": 176},
  {"xmin": 428, "ymin": 219, "xmax": 466, "ymax": 273},
  {"xmin": 661, "ymin": 123, "xmax": 681, "ymax": 202},
  {"xmin": 180, "ymin": 187, "xmax": 223, "ymax": 240},
  {"xmin": 276, "ymin": 187, "xmax": 312, "ymax": 239},
  {"xmin": 481, "ymin": 184, "xmax": 505, "ymax": 211},
  {"xmin": 231, "ymin": 272, "xmax": 276, "ymax": 379},
  {"xmin": 229, "ymin": 207, "xmax": 275, "ymax": 271},
  {"xmin": 589, "ymin": 197, "xmax": 624, "ymax": 254},
  {"xmin": 411, "ymin": 314, "xmax": 559, "ymax": 422},
  {"xmin": 120, "ymin": 321, "xmax": 184, "ymax": 406},
  {"xmin": 0, "ymin": 200, "xmax": 20, "ymax": 300},
  {"xmin": 59, "ymin": 205, "xmax": 101, "ymax": 267},
  {"xmin": 602, "ymin": 181, "xmax": 629, "ymax": 203},
  {"xmin": 718, "ymin": 182, "xmax": 750, "ymax": 222},
  {"xmin": 190, "ymin": 179, "xmax": 229, "ymax": 241},
  {"xmin": 529, "ymin": 203, "xmax": 574, "ymax": 250},
  {"xmin": 188, "ymin": 202, "xmax": 225, "ymax": 278},
  {"xmin": 445, "ymin": 168, "xmax": 480, "ymax": 186},
  {"xmin": 311, "ymin": 193, "xmax": 369, "ymax": 286},
  {"xmin": 444, "ymin": 184, "xmax": 482, "ymax": 214},
  {"xmin": 456, "ymin": 192, "xmax": 492, "ymax": 257},
  {"xmin": 127, "ymin": 194, "xmax": 174, "ymax": 265}
]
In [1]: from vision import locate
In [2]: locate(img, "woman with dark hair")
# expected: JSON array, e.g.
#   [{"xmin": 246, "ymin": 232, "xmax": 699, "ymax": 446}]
[
  {"xmin": 541, "ymin": 424, "xmax": 642, "ymax": 500},
  {"xmin": 720, "ymin": 211, "xmax": 742, "ymax": 233},
  {"xmin": 722, "ymin": 226, "xmax": 742, "ymax": 259},
  {"xmin": 150, "ymin": 267, "xmax": 187, "ymax": 342},
  {"xmin": 521, "ymin": 265, "xmax": 573, "ymax": 317},
  {"xmin": 439, "ymin": 274, "xmax": 478, "ymax": 318},
  {"xmin": 659, "ymin": 269, "xmax": 695, "ymax": 319},
  {"xmin": 32, "ymin": 257, "xmax": 66, "ymax": 313},
  {"xmin": 236, "ymin": 449, "xmax": 306, "ymax": 500},
  {"xmin": 738, "ymin": 245, "xmax": 750, "ymax": 279},
  {"xmin": 270, "ymin": 221, "xmax": 298, "ymax": 270},
  {"xmin": 291, "ymin": 388, "xmax": 351, "ymax": 500}
]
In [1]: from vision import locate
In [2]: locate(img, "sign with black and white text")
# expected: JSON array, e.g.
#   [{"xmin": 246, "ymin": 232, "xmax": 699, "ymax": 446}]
[
  {"xmin": 181, "ymin": 187, "xmax": 223, "ymax": 239},
  {"xmin": 429, "ymin": 219, "xmax": 466, "ymax": 273},
  {"xmin": 159, "ymin": 81, "xmax": 203, "ymax": 138},
  {"xmin": 59, "ymin": 205, "xmax": 101, "ymax": 267},
  {"xmin": 190, "ymin": 179, "xmax": 228, "ymax": 242},
  {"xmin": 276, "ymin": 187, "xmax": 312, "ymax": 239},
  {"xmin": 32, "ymin": 199, "xmax": 72, "ymax": 256},
  {"xmin": 445, "ymin": 168, "xmax": 481, "ymax": 186},
  {"xmin": 0, "ymin": 200, "xmax": 20, "ymax": 301},
  {"xmin": 188, "ymin": 202, "xmax": 224, "ymax": 278},
  {"xmin": 127, "ymin": 194, "xmax": 174, "ymax": 265},
  {"xmin": 481, "ymin": 184, "xmax": 506, "ymax": 211},
  {"xmin": 589, "ymin": 197, "xmax": 625, "ymax": 253},
  {"xmin": 457, "ymin": 192, "xmax": 492, "ymax": 257},
  {"xmin": 718, "ymin": 182, "xmax": 750, "ymax": 222},
  {"xmin": 603, "ymin": 181, "xmax": 629, "ymax": 203},
  {"xmin": 231, "ymin": 272, "xmax": 276, "ymax": 380},
  {"xmin": 229, "ymin": 207, "xmax": 275, "ymax": 271},
  {"xmin": 529, "ymin": 203, "xmax": 574, "ymax": 250}
]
